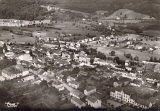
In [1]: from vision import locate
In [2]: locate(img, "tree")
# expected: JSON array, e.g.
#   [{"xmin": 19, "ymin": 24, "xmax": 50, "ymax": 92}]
[
  {"xmin": 29, "ymin": 50, "xmax": 33, "ymax": 56},
  {"xmin": 150, "ymin": 56, "xmax": 153, "ymax": 62},
  {"xmin": 110, "ymin": 51, "xmax": 115, "ymax": 56},
  {"xmin": 114, "ymin": 57, "xmax": 120, "ymax": 64},
  {"xmin": 90, "ymin": 58, "xmax": 94, "ymax": 64},
  {"xmin": 154, "ymin": 57, "xmax": 158, "ymax": 62},
  {"xmin": 96, "ymin": 51, "xmax": 106, "ymax": 60},
  {"xmin": 134, "ymin": 56, "xmax": 139, "ymax": 61},
  {"xmin": 0, "ymin": 47, "xmax": 3, "ymax": 54},
  {"xmin": 124, "ymin": 14, "xmax": 127, "ymax": 19},
  {"xmin": 125, "ymin": 53, "xmax": 132, "ymax": 59},
  {"xmin": 3, "ymin": 43, "xmax": 8, "ymax": 52}
]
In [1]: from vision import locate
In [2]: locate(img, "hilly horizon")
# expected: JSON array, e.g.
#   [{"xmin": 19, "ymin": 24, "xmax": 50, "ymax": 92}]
[
  {"xmin": 54, "ymin": 0, "xmax": 160, "ymax": 20},
  {"xmin": 105, "ymin": 9, "xmax": 155, "ymax": 20},
  {"xmin": 0, "ymin": 0, "xmax": 160, "ymax": 21}
]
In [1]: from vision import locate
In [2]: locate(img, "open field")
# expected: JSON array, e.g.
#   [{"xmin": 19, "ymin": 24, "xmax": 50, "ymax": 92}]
[
  {"xmin": 142, "ymin": 41, "xmax": 160, "ymax": 47},
  {"xmin": 106, "ymin": 9, "xmax": 154, "ymax": 20},
  {"xmin": 0, "ymin": 20, "xmax": 100, "ymax": 42},
  {"xmin": 98, "ymin": 47, "xmax": 160, "ymax": 61},
  {"xmin": 0, "ymin": 29, "xmax": 35, "ymax": 43},
  {"xmin": 142, "ymin": 30, "xmax": 160, "ymax": 37},
  {"xmin": 88, "ymin": 41, "xmax": 160, "ymax": 61},
  {"xmin": 54, "ymin": 21, "xmax": 100, "ymax": 36}
]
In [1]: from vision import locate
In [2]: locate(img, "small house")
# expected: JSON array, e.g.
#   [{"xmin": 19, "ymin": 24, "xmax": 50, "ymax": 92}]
[
  {"xmin": 61, "ymin": 51, "xmax": 71, "ymax": 60},
  {"xmin": 21, "ymin": 75, "xmax": 34, "ymax": 82},
  {"xmin": 68, "ymin": 81, "xmax": 80, "ymax": 89},
  {"xmin": 67, "ymin": 75, "xmax": 77, "ymax": 83},
  {"xmin": 71, "ymin": 97, "xmax": 86, "ymax": 109},
  {"xmin": 136, "ymin": 98, "xmax": 152, "ymax": 109},
  {"xmin": 52, "ymin": 80, "xmax": 64, "ymax": 91},
  {"xmin": 70, "ymin": 90, "xmax": 85, "ymax": 99},
  {"xmin": 86, "ymin": 96, "xmax": 101, "ymax": 108},
  {"xmin": 113, "ymin": 77, "xmax": 131, "ymax": 87},
  {"xmin": 84, "ymin": 86, "xmax": 96, "ymax": 96},
  {"xmin": 130, "ymin": 79, "xmax": 142, "ymax": 87},
  {"xmin": 78, "ymin": 70, "xmax": 88, "ymax": 76}
]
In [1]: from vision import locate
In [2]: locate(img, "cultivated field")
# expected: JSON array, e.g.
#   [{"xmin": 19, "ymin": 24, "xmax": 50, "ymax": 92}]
[
  {"xmin": 54, "ymin": 21, "xmax": 100, "ymax": 36},
  {"xmin": 0, "ymin": 29, "xmax": 35, "ymax": 43},
  {"xmin": 142, "ymin": 30, "xmax": 160, "ymax": 37},
  {"xmin": 0, "ymin": 20, "xmax": 100, "ymax": 42},
  {"xmin": 88, "ymin": 41, "xmax": 160, "ymax": 61},
  {"xmin": 142, "ymin": 41, "xmax": 160, "ymax": 47}
]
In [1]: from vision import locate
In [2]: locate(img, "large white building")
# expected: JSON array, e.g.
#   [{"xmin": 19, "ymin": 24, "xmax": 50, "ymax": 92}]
[
  {"xmin": 2, "ymin": 65, "xmax": 29, "ymax": 80},
  {"xmin": 17, "ymin": 54, "xmax": 33, "ymax": 63},
  {"xmin": 110, "ymin": 86, "xmax": 153, "ymax": 109}
]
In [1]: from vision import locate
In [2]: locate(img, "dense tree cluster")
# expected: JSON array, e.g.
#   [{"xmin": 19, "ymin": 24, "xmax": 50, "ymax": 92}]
[
  {"xmin": 149, "ymin": 56, "xmax": 160, "ymax": 63},
  {"xmin": 114, "ymin": 57, "xmax": 125, "ymax": 67},
  {"xmin": 96, "ymin": 51, "xmax": 106, "ymax": 60},
  {"xmin": 0, "ymin": 0, "xmax": 159, "ymax": 21},
  {"xmin": 81, "ymin": 46, "xmax": 107, "ymax": 60},
  {"xmin": 124, "ymin": 53, "xmax": 133, "ymax": 60},
  {"xmin": 0, "ymin": 0, "xmax": 58, "ymax": 20}
]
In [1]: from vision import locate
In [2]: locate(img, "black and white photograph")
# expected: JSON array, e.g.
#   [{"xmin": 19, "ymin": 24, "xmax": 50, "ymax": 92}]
[{"xmin": 0, "ymin": 0, "xmax": 160, "ymax": 111}]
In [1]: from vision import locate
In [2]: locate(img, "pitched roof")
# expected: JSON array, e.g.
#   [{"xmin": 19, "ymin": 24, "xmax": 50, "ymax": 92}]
[
  {"xmin": 123, "ymin": 87, "xmax": 135, "ymax": 96},
  {"xmin": 131, "ymin": 79, "xmax": 142, "ymax": 85},
  {"xmin": 52, "ymin": 80, "xmax": 62, "ymax": 86},
  {"xmin": 29, "ymin": 66, "xmax": 35, "ymax": 70},
  {"xmin": 69, "ymin": 81, "xmax": 79, "ymax": 86},
  {"xmin": 96, "ymin": 10, "xmax": 108, "ymax": 14},
  {"xmin": 2, "ymin": 65, "xmax": 21, "ymax": 75},
  {"xmin": 86, "ymin": 96, "xmax": 100, "ymax": 103},
  {"xmin": 117, "ymin": 77, "xmax": 131, "ymax": 83},
  {"xmin": 136, "ymin": 67, "xmax": 143, "ymax": 71},
  {"xmin": 111, "ymin": 86, "xmax": 123, "ymax": 92},
  {"xmin": 37, "ymin": 69, "xmax": 45, "ymax": 75},
  {"xmin": 112, "ymin": 85, "xmax": 155, "ymax": 98},
  {"xmin": 145, "ymin": 64, "xmax": 156, "ymax": 71},
  {"xmin": 148, "ymin": 97, "xmax": 158, "ymax": 104},
  {"xmin": 85, "ymin": 86, "xmax": 96, "ymax": 92},
  {"xmin": 70, "ymin": 90, "xmax": 85, "ymax": 98},
  {"xmin": 78, "ymin": 70, "xmax": 88, "ymax": 76},
  {"xmin": 68, "ymin": 75, "xmax": 77, "ymax": 80},
  {"xmin": 71, "ymin": 97, "xmax": 85, "ymax": 106},
  {"xmin": 136, "ymin": 98, "xmax": 150, "ymax": 107}
]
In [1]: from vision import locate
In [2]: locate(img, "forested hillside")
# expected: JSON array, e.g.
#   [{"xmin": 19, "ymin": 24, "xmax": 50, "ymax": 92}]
[
  {"xmin": 0, "ymin": 0, "xmax": 160, "ymax": 21},
  {"xmin": 56, "ymin": 0, "xmax": 160, "ymax": 20},
  {"xmin": 0, "ymin": 0, "xmax": 58, "ymax": 20}
]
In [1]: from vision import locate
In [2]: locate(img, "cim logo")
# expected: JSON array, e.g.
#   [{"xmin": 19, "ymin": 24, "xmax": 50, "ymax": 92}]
[{"xmin": 5, "ymin": 102, "xmax": 19, "ymax": 108}]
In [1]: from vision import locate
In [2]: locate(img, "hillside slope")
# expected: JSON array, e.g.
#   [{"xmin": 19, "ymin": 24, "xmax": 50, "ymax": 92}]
[
  {"xmin": 0, "ymin": 0, "xmax": 159, "ymax": 21},
  {"xmin": 106, "ymin": 9, "xmax": 155, "ymax": 20},
  {"xmin": 54, "ymin": 0, "xmax": 160, "ymax": 20}
]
